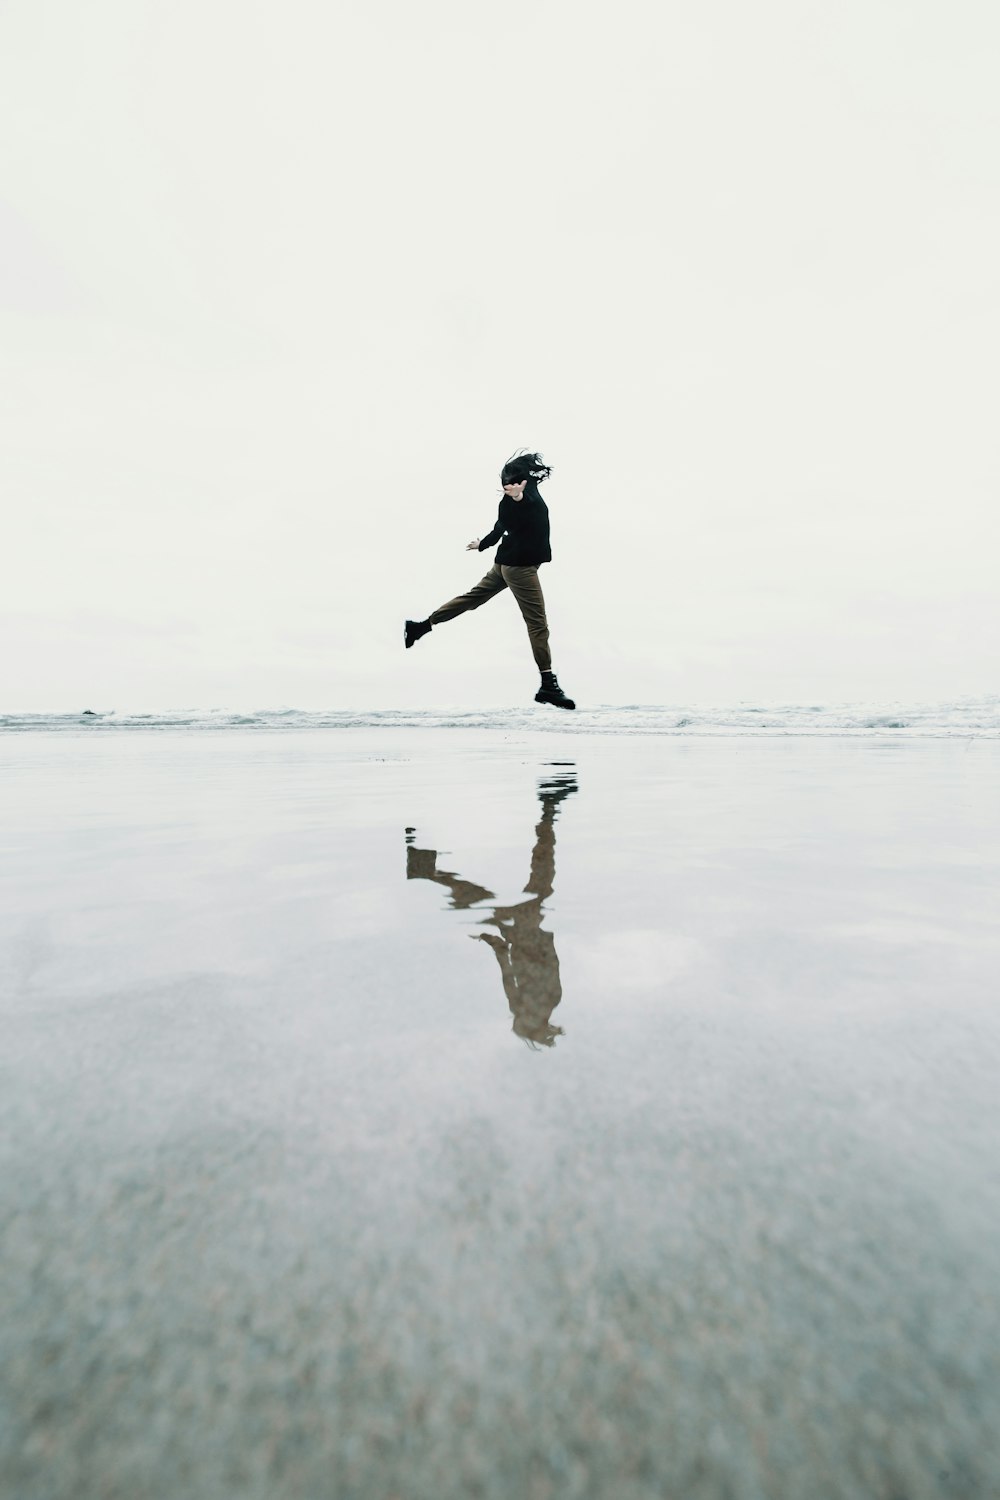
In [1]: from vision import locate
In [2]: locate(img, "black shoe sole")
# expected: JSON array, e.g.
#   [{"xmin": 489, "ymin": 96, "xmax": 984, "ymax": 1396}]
[{"xmin": 535, "ymin": 691, "xmax": 576, "ymax": 711}]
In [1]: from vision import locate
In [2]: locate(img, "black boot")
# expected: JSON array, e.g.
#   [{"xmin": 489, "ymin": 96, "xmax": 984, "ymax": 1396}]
[
  {"xmin": 535, "ymin": 671, "xmax": 575, "ymax": 711},
  {"xmin": 405, "ymin": 619, "xmax": 432, "ymax": 649}
]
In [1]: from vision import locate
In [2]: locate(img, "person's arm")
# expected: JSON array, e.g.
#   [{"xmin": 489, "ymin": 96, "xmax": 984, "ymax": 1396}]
[{"xmin": 468, "ymin": 502, "xmax": 506, "ymax": 552}]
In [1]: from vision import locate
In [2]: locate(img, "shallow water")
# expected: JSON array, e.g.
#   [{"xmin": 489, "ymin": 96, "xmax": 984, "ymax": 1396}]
[{"xmin": 3, "ymin": 730, "xmax": 1000, "ymax": 1499}]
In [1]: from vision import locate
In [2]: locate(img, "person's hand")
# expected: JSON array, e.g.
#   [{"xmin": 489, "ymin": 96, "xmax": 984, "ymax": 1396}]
[{"xmin": 466, "ymin": 538, "xmax": 480, "ymax": 551}]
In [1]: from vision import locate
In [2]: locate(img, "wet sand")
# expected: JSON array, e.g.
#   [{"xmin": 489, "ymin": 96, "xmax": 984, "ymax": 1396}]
[{"xmin": 3, "ymin": 729, "xmax": 1000, "ymax": 1499}]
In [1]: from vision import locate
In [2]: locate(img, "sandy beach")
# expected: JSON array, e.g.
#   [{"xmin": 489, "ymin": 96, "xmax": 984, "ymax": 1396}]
[{"xmin": 3, "ymin": 727, "xmax": 1000, "ymax": 1500}]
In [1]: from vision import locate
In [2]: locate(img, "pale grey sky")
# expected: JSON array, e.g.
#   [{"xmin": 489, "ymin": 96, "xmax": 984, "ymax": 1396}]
[{"xmin": 2, "ymin": 0, "xmax": 997, "ymax": 710}]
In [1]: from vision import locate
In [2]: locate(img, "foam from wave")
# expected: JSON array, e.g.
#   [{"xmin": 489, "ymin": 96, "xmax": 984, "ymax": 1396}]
[{"xmin": 2, "ymin": 698, "xmax": 999, "ymax": 737}]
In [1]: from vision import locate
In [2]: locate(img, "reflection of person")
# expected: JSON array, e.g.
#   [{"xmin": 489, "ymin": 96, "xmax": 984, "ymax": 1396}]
[
  {"xmin": 404, "ymin": 450, "xmax": 575, "ymax": 711},
  {"xmin": 403, "ymin": 842, "xmax": 495, "ymax": 911},
  {"xmin": 405, "ymin": 768, "xmax": 577, "ymax": 1047}
]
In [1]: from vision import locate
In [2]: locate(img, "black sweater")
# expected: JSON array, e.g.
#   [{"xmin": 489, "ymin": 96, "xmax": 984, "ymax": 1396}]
[{"xmin": 478, "ymin": 495, "xmax": 552, "ymax": 566}]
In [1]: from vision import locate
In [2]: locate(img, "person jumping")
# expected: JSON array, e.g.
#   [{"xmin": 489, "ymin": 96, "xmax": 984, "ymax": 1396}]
[{"xmin": 404, "ymin": 450, "xmax": 576, "ymax": 710}]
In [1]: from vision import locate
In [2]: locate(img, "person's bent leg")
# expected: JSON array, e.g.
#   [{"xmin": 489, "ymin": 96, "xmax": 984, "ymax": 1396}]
[
  {"xmin": 501, "ymin": 565, "xmax": 552, "ymax": 672},
  {"xmin": 503, "ymin": 565, "xmax": 575, "ymax": 709},
  {"xmin": 428, "ymin": 564, "xmax": 507, "ymax": 625}
]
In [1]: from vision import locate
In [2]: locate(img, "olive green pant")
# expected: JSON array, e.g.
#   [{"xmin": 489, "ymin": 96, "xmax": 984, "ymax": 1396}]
[{"xmin": 429, "ymin": 564, "xmax": 552, "ymax": 672}]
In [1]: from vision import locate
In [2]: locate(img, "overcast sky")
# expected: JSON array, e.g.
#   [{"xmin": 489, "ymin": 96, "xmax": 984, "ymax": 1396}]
[{"xmin": 2, "ymin": 0, "xmax": 997, "ymax": 710}]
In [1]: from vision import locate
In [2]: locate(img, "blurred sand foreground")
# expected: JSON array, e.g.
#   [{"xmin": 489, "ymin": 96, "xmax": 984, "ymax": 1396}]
[{"xmin": 3, "ymin": 729, "xmax": 999, "ymax": 1500}]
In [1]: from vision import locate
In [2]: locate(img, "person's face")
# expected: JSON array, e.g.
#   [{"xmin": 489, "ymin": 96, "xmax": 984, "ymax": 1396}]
[{"xmin": 502, "ymin": 479, "xmax": 527, "ymax": 500}]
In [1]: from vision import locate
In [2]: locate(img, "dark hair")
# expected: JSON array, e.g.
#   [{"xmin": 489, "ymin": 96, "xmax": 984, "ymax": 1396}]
[{"xmin": 500, "ymin": 450, "xmax": 551, "ymax": 502}]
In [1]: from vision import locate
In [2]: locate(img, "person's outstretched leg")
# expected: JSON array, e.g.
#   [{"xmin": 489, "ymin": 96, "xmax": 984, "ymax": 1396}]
[
  {"xmin": 501, "ymin": 565, "xmax": 576, "ymax": 710},
  {"xmin": 405, "ymin": 565, "xmax": 507, "ymax": 648}
]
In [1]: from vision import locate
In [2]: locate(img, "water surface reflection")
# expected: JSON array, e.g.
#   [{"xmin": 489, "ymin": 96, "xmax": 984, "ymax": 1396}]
[{"xmin": 405, "ymin": 764, "xmax": 577, "ymax": 1047}]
